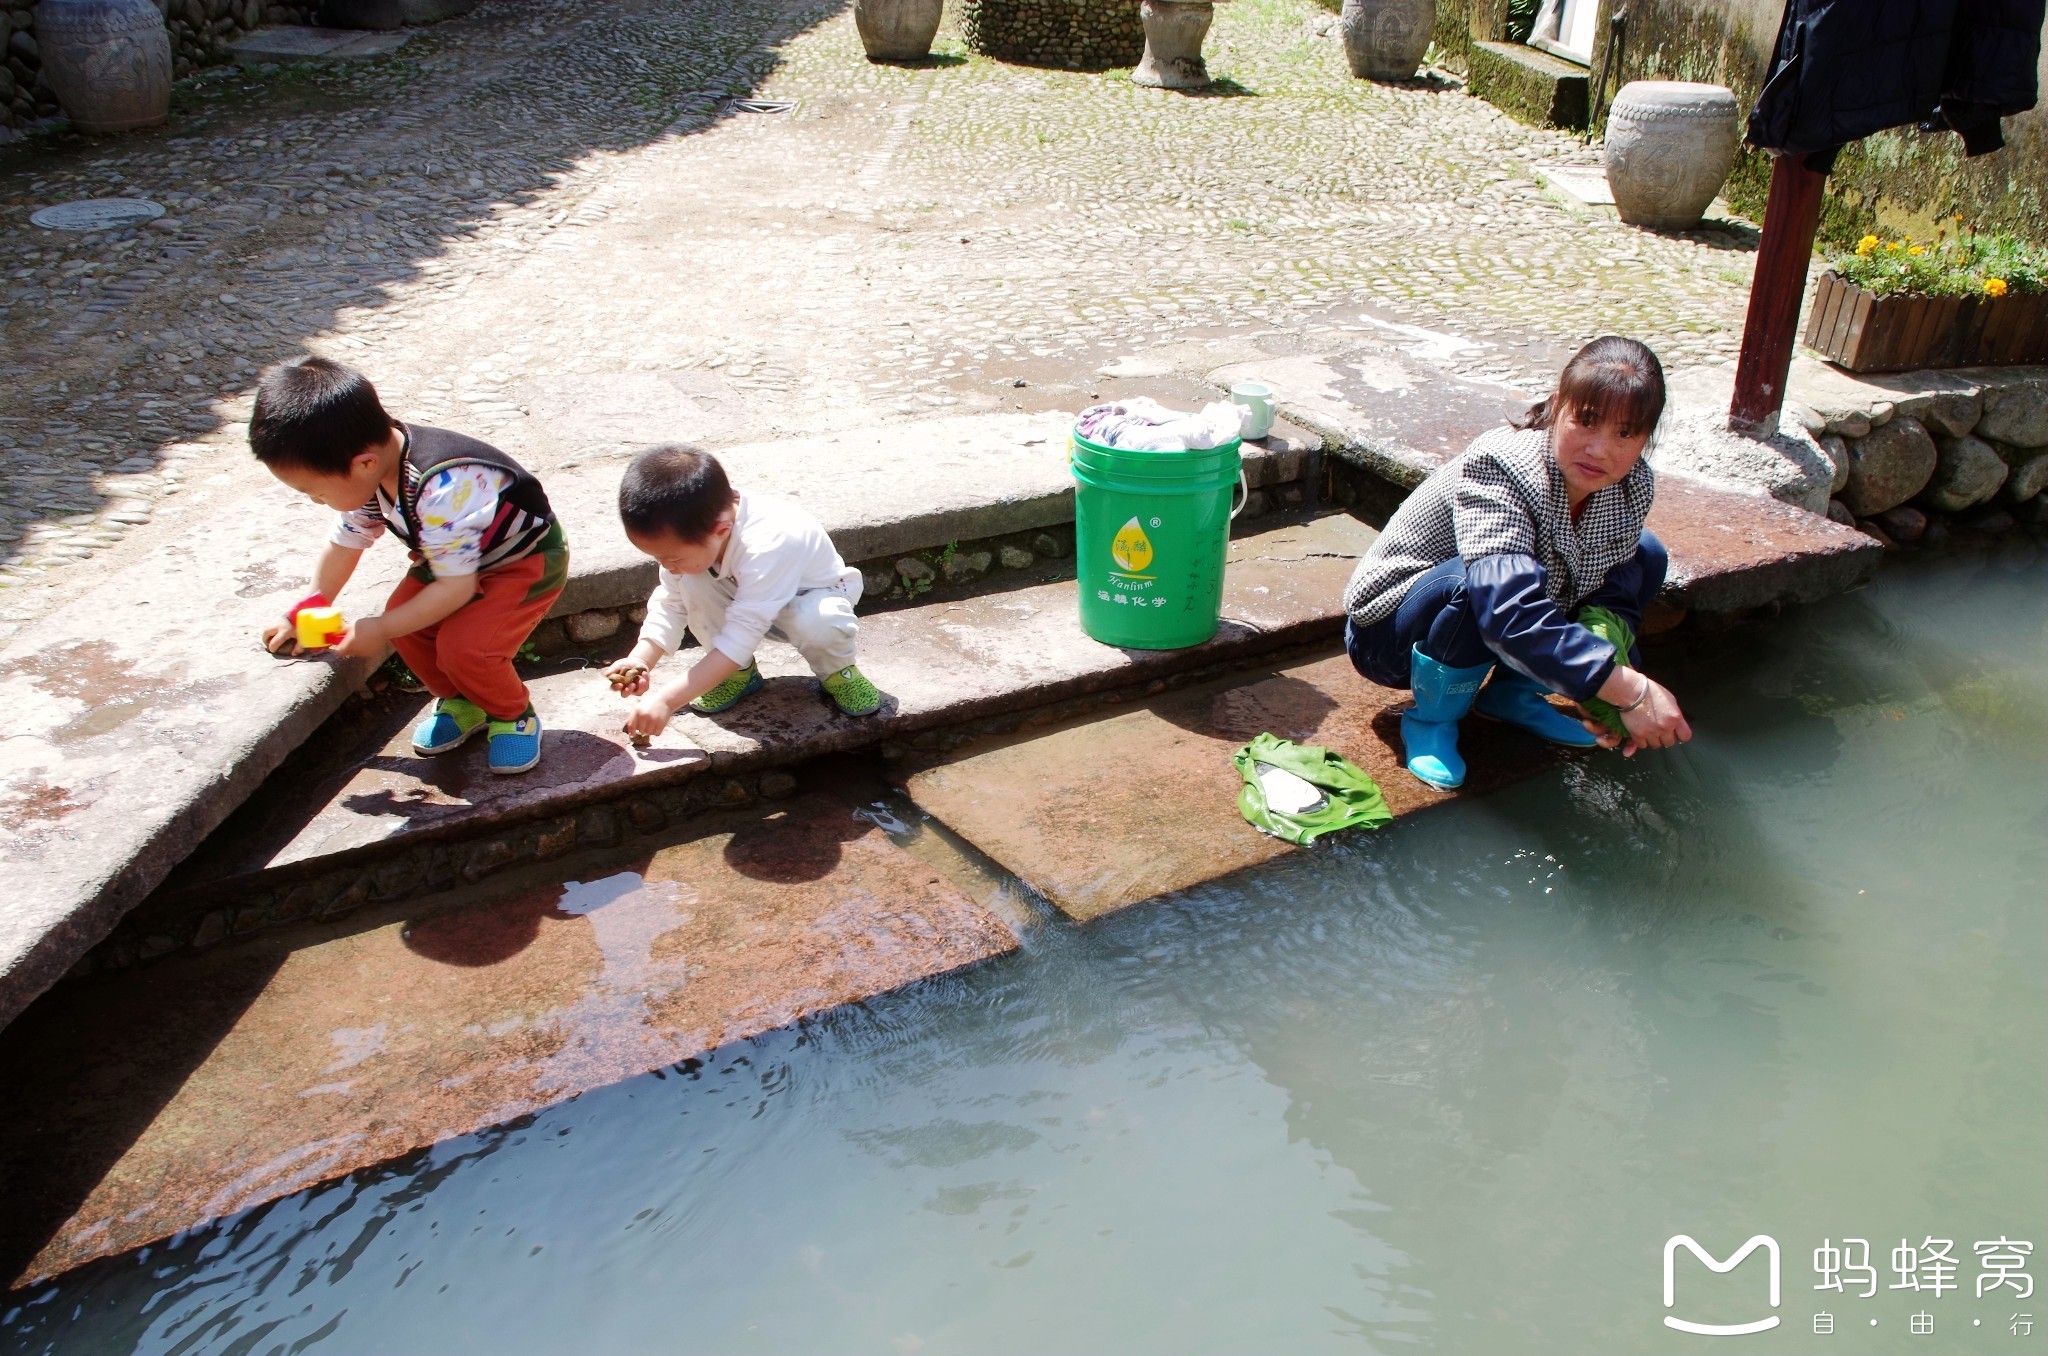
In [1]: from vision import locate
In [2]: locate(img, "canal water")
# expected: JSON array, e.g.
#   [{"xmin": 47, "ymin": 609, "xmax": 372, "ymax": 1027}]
[{"xmin": 7, "ymin": 549, "xmax": 2045, "ymax": 1354}]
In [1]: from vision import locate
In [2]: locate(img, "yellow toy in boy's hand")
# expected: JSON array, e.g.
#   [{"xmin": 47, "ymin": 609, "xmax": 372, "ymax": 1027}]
[{"xmin": 295, "ymin": 605, "xmax": 347, "ymax": 650}]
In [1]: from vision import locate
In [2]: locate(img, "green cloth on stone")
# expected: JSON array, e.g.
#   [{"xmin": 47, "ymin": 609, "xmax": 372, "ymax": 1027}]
[
  {"xmin": 1232, "ymin": 732, "xmax": 1393, "ymax": 845},
  {"xmin": 1576, "ymin": 605, "xmax": 1639, "ymax": 739}
]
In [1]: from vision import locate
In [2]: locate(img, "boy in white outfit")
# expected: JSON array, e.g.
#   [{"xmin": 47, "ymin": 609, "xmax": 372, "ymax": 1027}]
[{"xmin": 607, "ymin": 445, "xmax": 881, "ymax": 737}]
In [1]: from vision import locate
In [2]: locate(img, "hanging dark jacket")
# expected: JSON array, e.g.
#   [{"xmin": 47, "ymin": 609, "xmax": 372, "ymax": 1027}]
[{"xmin": 1747, "ymin": 0, "xmax": 2045, "ymax": 161}]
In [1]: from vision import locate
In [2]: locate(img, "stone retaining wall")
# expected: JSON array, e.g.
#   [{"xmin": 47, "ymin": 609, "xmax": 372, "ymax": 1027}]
[
  {"xmin": 1785, "ymin": 369, "xmax": 2048, "ymax": 549},
  {"xmin": 958, "ymin": 0, "xmax": 1143, "ymax": 71},
  {"xmin": 2, "ymin": 0, "xmax": 316, "ymax": 131}
]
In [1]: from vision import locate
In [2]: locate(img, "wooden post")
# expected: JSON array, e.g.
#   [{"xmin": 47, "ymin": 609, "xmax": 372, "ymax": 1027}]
[{"xmin": 1729, "ymin": 151, "xmax": 1828, "ymax": 431}]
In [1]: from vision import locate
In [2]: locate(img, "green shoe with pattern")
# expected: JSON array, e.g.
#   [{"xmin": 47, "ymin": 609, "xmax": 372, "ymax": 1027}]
[
  {"xmin": 821, "ymin": 664, "xmax": 882, "ymax": 716},
  {"xmin": 692, "ymin": 663, "xmax": 764, "ymax": 714}
]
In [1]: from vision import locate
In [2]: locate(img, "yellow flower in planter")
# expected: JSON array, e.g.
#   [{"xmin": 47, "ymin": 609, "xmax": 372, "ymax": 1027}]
[
  {"xmin": 1908, "ymin": 245, "xmax": 1926, "ymax": 255},
  {"xmin": 1985, "ymin": 277, "xmax": 2009, "ymax": 297},
  {"xmin": 1887, "ymin": 241, "xmax": 1904, "ymax": 253},
  {"xmin": 1856, "ymin": 234, "xmax": 1880, "ymax": 256}
]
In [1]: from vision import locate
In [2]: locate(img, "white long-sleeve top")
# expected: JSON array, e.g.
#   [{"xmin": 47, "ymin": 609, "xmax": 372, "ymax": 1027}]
[{"xmin": 638, "ymin": 492, "xmax": 852, "ymax": 666}]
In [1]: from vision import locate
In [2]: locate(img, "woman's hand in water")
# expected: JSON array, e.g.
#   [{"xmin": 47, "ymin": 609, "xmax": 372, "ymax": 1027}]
[{"xmin": 1586, "ymin": 669, "xmax": 1692, "ymax": 756}]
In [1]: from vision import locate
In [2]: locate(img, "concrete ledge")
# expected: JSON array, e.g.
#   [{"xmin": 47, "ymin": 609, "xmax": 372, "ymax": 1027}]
[
  {"xmin": 1648, "ymin": 475, "xmax": 1884, "ymax": 612},
  {"xmin": 0, "ymin": 410, "xmax": 1322, "ymax": 1029},
  {"xmin": 118, "ymin": 516, "xmax": 1379, "ymax": 951},
  {"xmin": 1468, "ymin": 40, "xmax": 1589, "ymax": 131},
  {"xmin": 0, "ymin": 508, "xmax": 402, "ymax": 1033},
  {"xmin": 1209, "ymin": 351, "xmax": 1532, "ymax": 489},
  {"xmin": 547, "ymin": 411, "xmax": 1323, "ymax": 617}
]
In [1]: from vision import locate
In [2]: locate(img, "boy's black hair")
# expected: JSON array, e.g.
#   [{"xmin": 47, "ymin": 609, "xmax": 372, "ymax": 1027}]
[
  {"xmin": 249, "ymin": 356, "xmax": 398, "ymax": 474},
  {"xmin": 618, "ymin": 445, "xmax": 739, "ymax": 543}
]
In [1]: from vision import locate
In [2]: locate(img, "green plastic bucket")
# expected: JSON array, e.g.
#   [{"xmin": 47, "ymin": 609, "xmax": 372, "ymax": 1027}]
[{"xmin": 1069, "ymin": 427, "xmax": 1244, "ymax": 649}]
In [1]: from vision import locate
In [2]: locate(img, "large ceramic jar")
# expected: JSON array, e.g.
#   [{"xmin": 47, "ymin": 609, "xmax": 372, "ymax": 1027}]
[
  {"xmin": 1340, "ymin": 0, "xmax": 1432, "ymax": 81},
  {"xmin": 1603, "ymin": 81, "xmax": 1741, "ymax": 230},
  {"xmin": 855, "ymin": 0, "xmax": 943, "ymax": 61},
  {"xmin": 32, "ymin": 0, "xmax": 171, "ymax": 134},
  {"xmin": 1132, "ymin": 0, "xmax": 1213, "ymax": 88}
]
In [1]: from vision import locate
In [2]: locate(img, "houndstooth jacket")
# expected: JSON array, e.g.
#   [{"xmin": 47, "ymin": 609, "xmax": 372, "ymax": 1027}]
[{"xmin": 1343, "ymin": 424, "xmax": 1656, "ymax": 627}]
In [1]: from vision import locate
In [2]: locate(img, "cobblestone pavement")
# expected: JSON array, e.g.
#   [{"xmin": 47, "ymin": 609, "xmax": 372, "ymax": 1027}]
[{"xmin": 0, "ymin": 0, "xmax": 1773, "ymax": 637}]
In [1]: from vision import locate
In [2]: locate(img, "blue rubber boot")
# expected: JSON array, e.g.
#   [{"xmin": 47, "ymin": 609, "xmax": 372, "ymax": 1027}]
[
  {"xmin": 1400, "ymin": 645, "xmax": 1492, "ymax": 791},
  {"xmin": 1474, "ymin": 667, "xmax": 1600, "ymax": 747}
]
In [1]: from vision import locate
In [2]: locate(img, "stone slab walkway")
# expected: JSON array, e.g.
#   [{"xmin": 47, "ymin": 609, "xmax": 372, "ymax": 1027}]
[
  {"xmin": 0, "ymin": 411, "xmax": 1312, "ymax": 1030},
  {"xmin": 2, "ymin": 0, "xmax": 1788, "ymax": 637},
  {"xmin": 162, "ymin": 514, "xmax": 1381, "ymax": 897},
  {"xmin": 902, "ymin": 653, "xmax": 1567, "ymax": 921},
  {"xmin": 0, "ymin": 793, "xmax": 1018, "ymax": 1289},
  {"xmin": 0, "ymin": 0, "xmax": 1886, "ymax": 1032},
  {"xmin": 1, "ymin": 442, "xmax": 1877, "ymax": 1032}
]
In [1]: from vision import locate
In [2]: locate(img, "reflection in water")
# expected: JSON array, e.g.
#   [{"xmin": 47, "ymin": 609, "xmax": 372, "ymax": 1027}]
[
  {"xmin": 6, "ymin": 553, "xmax": 2047, "ymax": 1356},
  {"xmin": 530, "ymin": 873, "xmax": 695, "ymax": 1097}
]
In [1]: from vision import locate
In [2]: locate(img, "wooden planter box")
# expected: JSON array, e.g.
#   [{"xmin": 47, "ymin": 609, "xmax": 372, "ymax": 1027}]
[{"xmin": 1805, "ymin": 271, "xmax": 2048, "ymax": 373}]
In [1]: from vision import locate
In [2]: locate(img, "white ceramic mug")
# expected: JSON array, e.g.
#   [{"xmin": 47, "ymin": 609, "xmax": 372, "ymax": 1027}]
[{"xmin": 1230, "ymin": 381, "xmax": 1275, "ymax": 439}]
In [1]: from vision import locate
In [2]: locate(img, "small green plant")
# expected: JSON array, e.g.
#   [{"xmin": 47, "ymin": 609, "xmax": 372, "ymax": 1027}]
[
  {"xmin": 1828, "ymin": 223, "xmax": 2048, "ymax": 299},
  {"xmin": 380, "ymin": 653, "xmax": 424, "ymax": 692},
  {"xmin": 516, "ymin": 639, "xmax": 544, "ymax": 664}
]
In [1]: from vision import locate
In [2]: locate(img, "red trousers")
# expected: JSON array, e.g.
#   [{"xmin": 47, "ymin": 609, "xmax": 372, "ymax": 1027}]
[{"xmin": 385, "ymin": 550, "xmax": 566, "ymax": 721}]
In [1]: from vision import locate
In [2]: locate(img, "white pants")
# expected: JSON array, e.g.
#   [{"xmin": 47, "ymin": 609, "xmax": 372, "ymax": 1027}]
[{"xmin": 673, "ymin": 567, "xmax": 862, "ymax": 676}]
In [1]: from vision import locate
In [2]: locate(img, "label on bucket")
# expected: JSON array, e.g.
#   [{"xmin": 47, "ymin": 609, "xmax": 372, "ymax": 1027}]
[
  {"xmin": 1111, "ymin": 518, "xmax": 1154, "ymax": 574},
  {"xmin": 1098, "ymin": 515, "xmax": 1175, "ymax": 612}
]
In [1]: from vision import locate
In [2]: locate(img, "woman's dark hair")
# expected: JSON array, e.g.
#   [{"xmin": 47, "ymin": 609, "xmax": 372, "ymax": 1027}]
[
  {"xmin": 248, "ymin": 356, "xmax": 397, "ymax": 473},
  {"xmin": 1515, "ymin": 336, "xmax": 1666, "ymax": 437},
  {"xmin": 618, "ymin": 445, "xmax": 738, "ymax": 542}
]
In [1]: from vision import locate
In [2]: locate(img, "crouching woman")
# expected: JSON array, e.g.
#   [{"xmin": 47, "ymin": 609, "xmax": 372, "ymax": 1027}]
[{"xmin": 1341, "ymin": 335, "xmax": 1692, "ymax": 789}]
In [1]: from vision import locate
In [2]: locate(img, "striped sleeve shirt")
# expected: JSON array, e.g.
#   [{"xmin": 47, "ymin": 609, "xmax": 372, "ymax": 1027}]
[
  {"xmin": 331, "ymin": 464, "xmax": 514, "ymax": 578},
  {"xmin": 1342, "ymin": 424, "xmax": 1656, "ymax": 626}
]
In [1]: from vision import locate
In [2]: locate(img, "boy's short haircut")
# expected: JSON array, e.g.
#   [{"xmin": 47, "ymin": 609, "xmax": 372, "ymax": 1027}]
[
  {"xmin": 619, "ymin": 445, "xmax": 738, "ymax": 543},
  {"xmin": 249, "ymin": 356, "xmax": 397, "ymax": 474}
]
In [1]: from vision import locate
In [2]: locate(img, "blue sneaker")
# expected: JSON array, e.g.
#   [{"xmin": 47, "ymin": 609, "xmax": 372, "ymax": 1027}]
[
  {"xmin": 413, "ymin": 696, "xmax": 488, "ymax": 756},
  {"xmin": 1399, "ymin": 645, "xmax": 1491, "ymax": 791},
  {"xmin": 487, "ymin": 709, "xmax": 543, "ymax": 775},
  {"xmin": 1474, "ymin": 668, "xmax": 1601, "ymax": 747}
]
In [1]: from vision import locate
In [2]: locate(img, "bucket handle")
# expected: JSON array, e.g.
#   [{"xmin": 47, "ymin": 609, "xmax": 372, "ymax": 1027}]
[{"xmin": 1229, "ymin": 466, "xmax": 1250, "ymax": 520}]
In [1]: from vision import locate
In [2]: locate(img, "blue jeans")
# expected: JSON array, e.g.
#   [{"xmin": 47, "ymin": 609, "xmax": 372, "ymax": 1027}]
[{"xmin": 1345, "ymin": 531, "xmax": 1667, "ymax": 690}]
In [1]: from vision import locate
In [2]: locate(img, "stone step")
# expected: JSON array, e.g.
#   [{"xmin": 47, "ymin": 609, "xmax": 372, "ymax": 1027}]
[
  {"xmin": 0, "ymin": 795, "xmax": 1018, "ymax": 1289},
  {"xmin": 115, "ymin": 515, "xmax": 1380, "ymax": 962},
  {"xmin": 544, "ymin": 409, "xmax": 1323, "ymax": 617},
  {"xmin": 1467, "ymin": 40, "xmax": 1591, "ymax": 132},
  {"xmin": 901, "ymin": 653, "xmax": 1571, "ymax": 921},
  {"xmin": 0, "ymin": 411, "xmax": 1319, "ymax": 1030}
]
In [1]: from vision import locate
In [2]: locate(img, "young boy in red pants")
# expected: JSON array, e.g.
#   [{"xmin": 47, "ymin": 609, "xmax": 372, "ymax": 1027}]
[{"xmin": 253, "ymin": 356, "xmax": 568, "ymax": 774}]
